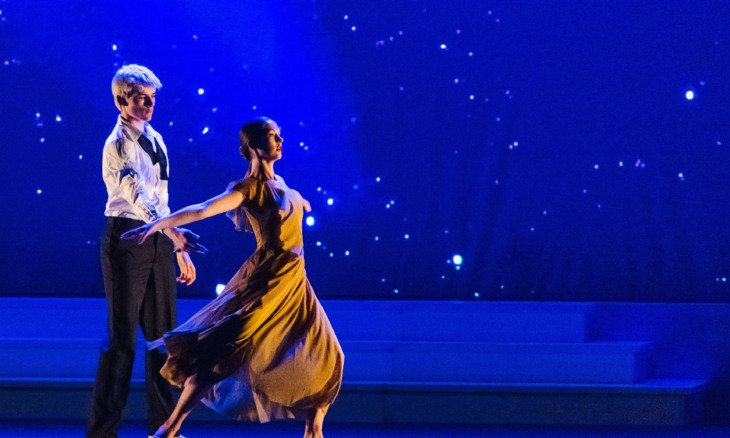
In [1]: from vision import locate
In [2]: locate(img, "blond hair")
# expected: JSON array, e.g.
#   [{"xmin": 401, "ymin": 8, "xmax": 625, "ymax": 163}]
[{"xmin": 111, "ymin": 64, "xmax": 162, "ymax": 111}]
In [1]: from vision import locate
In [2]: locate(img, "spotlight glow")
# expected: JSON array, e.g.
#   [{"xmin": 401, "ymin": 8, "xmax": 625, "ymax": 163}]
[
  {"xmin": 685, "ymin": 90, "xmax": 695, "ymax": 100},
  {"xmin": 305, "ymin": 216, "xmax": 315, "ymax": 226},
  {"xmin": 452, "ymin": 254, "xmax": 463, "ymax": 265}
]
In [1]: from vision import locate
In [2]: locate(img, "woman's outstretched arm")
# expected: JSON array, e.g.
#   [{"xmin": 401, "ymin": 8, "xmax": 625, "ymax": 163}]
[{"xmin": 121, "ymin": 189, "xmax": 245, "ymax": 245}]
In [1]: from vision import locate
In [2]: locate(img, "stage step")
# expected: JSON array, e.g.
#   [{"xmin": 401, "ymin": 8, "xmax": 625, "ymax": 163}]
[
  {"xmin": 325, "ymin": 301, "xmax": 594, "ymax": 342},
  {"xmin": 344, "ymin": 340, "xmax": 650, "ymax": 383},
  {"xmin": 0, "ymin": 298, "xmax": 722, "ymax": 426},
  {"xmin": 0, "ymin": 299, "xmax": 593, "ymax": 342},
  {"xmin": 0, "ymin": 377, "xmax": 706, "ymax": 426},
  {"xmin": 0, "ymin": 338, "xmax": 650, "ymax": 384}
]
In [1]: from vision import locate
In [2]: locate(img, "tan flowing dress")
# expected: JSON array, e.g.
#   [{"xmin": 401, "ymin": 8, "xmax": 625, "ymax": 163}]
[{"xmin": 150, "ymin": 176, "xmax": 344, "ymax": 422}]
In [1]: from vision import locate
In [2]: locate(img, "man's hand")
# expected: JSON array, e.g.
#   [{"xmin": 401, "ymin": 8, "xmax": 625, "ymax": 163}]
[
  {"xmin": 175, "ymin": 251, "xmax": 196, "ymax": 285},
  {"xmin": 164, "ymin": 227, "xmax": 208, "ymax": 254}
]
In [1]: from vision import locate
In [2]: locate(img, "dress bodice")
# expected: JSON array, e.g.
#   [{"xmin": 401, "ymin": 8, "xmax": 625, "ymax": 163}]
[{"xmin": 227, "ymin": 176, "xmax": 310, "ymax": 256}]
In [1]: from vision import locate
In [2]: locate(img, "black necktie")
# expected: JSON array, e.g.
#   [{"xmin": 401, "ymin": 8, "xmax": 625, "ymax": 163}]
[{"xmin": 138, "ymin": 135, "xmax": 168, "ymax": 180}]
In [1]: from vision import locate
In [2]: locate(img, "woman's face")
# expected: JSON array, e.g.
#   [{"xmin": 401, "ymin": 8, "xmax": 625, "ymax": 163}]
[{"xmin": 253, "ymin": 122, "xmax": 283, "ymax": 161}]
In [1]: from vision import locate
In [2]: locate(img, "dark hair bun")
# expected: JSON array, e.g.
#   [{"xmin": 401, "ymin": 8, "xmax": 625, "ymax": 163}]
[{"xmin": 239, "ymin": 117, "xmax": 275, "ymax": 161}]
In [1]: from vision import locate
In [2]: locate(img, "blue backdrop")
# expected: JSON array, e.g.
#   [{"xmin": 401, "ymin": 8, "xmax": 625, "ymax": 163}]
[{"xmin": 1, "ymin": 0, "xmax": 729, "ymax": 301}]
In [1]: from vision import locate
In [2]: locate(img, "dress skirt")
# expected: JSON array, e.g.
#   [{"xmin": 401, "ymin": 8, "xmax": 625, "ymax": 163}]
[{"xmin": 150, "ymin": 246, "xmax": 344, "ymax": 422}]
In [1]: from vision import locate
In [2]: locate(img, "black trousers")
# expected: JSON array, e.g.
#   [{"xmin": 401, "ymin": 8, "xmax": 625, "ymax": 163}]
[{"xmin": 87, "ymin": 217, "xmax": 176, "ymax": 438}]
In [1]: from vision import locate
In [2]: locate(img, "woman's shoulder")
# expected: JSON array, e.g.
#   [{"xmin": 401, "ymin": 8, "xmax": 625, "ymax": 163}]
[
  {"xmin": 227, "ymin": 176, "xmax": 278, "ymax": 206},
  {"xmin": 227, "ymin": 177, "xmax": 259, "ymax": 195}
]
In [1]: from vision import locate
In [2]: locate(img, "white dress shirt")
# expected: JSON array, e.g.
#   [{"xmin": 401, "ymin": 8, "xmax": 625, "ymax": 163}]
[{"xmin": 102, "ymin": 115, "xmax": 171, "ymax": 222}]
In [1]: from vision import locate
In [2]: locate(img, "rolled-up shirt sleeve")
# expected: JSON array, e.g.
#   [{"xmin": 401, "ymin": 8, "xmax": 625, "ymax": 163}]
[{"xmin": 102, "ymin": 138, "xmax": 160, "ymax": 222}]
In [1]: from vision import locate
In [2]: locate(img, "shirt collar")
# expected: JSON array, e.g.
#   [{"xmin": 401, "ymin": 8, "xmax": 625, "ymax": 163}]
[{"xmin": 118, "ymin": 115, "xmax": 155, "ymax": 141}]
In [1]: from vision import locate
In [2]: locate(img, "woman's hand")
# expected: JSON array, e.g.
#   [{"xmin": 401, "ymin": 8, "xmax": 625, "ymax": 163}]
[
  {"xmin": 165, "ymin": 227, "xmax": 209, "ymax": 254},
  {"xmin": 176, "ymin": 251, "xmax": 197, "ymax": 285},
  {"xmin": 120, "ymin": 222, "xmax": 158, "ymax": 244}
]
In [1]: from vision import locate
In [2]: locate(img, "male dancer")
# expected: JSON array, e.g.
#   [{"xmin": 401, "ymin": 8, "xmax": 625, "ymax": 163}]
[{"xmin": 88, "ymin": 64, "xmax": 205, "ymax": 438}]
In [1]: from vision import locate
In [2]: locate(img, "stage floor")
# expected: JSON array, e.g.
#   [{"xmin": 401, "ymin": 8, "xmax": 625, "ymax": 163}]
[{"xmin": 1, "ymin": 421, "xmax": 729, "ymax": 437}]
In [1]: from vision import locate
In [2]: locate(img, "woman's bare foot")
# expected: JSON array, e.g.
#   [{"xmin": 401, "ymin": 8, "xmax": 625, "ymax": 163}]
[
  {"xmin": 151, "ymin": 422, "xmax": 179, "ymax": 438},
  {"xmin": 304, "ymin": 407, "xmax": 327, "ymax": 438}
]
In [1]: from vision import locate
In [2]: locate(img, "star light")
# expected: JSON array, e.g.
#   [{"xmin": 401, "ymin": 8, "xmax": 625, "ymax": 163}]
[
  {"xmin": 197, "ymin": 88, "xmax": 205, "ymax": 95},
  {"xmin": 326, "ymin": 198, "xmax": 334, "ymax": 206},
  {"xmin": 452, "ymin": 254, "xmax": 463, "ymax": 265},
  {"xmin": 305, "ymin": 216, "xmax": 315, "ymax": 226},
  {"xmin": 36, "ymin": 189, "xmax": 42, "ymax": 195},
  {"xmin": 685, "ymin": 90, "xmax": 695, "ymax": 100},
  {"xmin": 202, "ymin": 127, "xmax": 209, "ymax": 134}
]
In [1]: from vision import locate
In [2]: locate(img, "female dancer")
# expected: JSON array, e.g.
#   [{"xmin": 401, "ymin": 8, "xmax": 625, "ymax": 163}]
[{"xmin": 122, "ymin": 117, "xmax": 343, "ymax": 438}]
